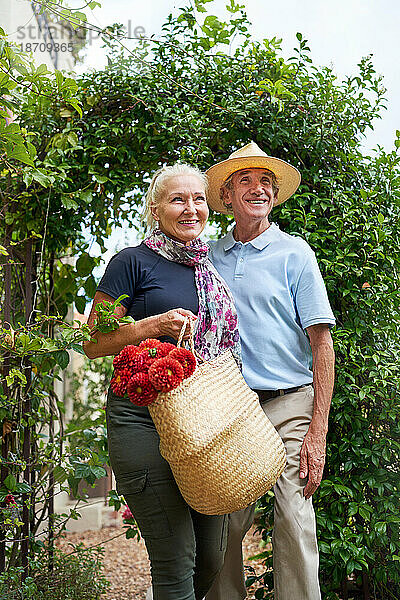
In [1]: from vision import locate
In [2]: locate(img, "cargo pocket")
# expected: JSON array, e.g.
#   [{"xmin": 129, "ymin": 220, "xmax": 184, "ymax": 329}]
[
  {"xmin": 220, "ymin": 514, "xmax": 228, "ymax": 551},
  {"xmin": 116, "ymin": 469, "xmax": 172, "ymax": 539},
  {"xmin": 116, "ymin": 470, "xmax": 148, "ymax": 496}
]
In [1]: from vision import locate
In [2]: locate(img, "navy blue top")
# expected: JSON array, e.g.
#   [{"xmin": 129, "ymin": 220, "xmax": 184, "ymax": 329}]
[{"xmin": 97, "ymin": 243, "xmax": 199, "ymax": 342}]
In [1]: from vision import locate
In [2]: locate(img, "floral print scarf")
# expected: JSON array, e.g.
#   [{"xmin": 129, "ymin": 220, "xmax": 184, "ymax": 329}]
[{"xmin": 144, "ymin": 230, "xmax": 241, "ymax": 366}]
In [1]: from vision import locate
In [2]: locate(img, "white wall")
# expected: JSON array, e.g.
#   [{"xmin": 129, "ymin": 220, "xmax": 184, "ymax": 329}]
[{"xmin": 1, "ymin": 0, "xmax": 75, "ymax": 71}]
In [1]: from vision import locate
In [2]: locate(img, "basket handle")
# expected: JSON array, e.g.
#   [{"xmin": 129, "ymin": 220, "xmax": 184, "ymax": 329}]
[
  {"xmin": 177, "ymin": 316, "xmax": 195, "ymax": 353},
  {"xmin": 177, "ymin": 317, "xmax": 205, "ymax": 364}
]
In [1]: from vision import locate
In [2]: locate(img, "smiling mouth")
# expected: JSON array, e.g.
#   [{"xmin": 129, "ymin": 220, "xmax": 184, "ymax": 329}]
[
  {"xmin": 179, "ymin": 220, "xmax": 199, "ymax": 225},
  {"xmin": 246, "ymin": 199, "xmax": 268, "ymax": 204}
]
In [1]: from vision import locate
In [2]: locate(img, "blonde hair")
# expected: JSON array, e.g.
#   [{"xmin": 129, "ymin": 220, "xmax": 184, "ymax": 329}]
[{"xmin": 143, "ymin": 163, "xmax": 208, "ymax": 230}]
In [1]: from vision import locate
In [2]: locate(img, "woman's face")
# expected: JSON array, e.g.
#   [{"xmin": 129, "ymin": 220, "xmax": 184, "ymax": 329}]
[{"xmin": 151, "ymin": 175, "xmax": 209, "ymax": 245}]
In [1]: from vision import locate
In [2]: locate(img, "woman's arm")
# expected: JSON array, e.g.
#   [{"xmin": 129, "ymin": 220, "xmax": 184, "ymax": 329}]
[{"xmin": 83, "ymin": 291, "xmax": 197, "ymax": 359}]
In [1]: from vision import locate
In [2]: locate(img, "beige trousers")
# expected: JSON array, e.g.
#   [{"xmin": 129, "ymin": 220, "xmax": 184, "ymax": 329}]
[{"xmin": 206, "ymin": 385, "xmax": 321, "ymax": 600}]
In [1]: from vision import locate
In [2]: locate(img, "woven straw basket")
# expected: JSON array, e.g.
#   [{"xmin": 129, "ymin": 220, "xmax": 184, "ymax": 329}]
[{"xmin": 148, "ymin": 323, "xmax": 286, "ymax": 515}]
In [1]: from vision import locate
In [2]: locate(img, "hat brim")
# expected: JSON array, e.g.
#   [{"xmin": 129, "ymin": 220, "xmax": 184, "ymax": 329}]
[{"xmin": 205, "ymin": 156, "xmax": 301, "ymax": 214}]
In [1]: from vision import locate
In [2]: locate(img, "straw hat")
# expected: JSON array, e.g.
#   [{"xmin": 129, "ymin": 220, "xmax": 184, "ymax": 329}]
[{"xmin": 205, "ymin": 141, "xmax": 301, "ymax": 214}]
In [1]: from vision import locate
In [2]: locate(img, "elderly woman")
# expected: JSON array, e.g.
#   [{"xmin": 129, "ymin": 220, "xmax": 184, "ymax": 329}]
[{"xmin": 84, "ymin": 163, "xmax": 241, "ymax": 600}]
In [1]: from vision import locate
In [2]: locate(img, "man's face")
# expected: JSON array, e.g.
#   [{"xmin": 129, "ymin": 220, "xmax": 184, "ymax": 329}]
[{"xmin": 222, "ymin": 168, "xmax": 278, "ymax": 225}]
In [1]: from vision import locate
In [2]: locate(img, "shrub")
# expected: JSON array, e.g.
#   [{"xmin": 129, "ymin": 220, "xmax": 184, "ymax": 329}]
[{"xmin": 0, "ymin": 545, "xmax": 109, "ymax": 600}]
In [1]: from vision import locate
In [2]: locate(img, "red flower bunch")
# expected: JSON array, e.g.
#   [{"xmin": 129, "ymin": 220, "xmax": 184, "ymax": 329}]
[
  {"xmin": 156, "ymin": 342, "xmax": 177, "ymax": 357},
  {"xmin": 132, "ymin": 349, "xmax": 157, "ymax": 373},
  {"xmin": 122, "ymin": 505, "xmax": 133, "ymax": 520},
  {"xmin": 5, "ymin": 494, "xmax": 17, "ymax": 507},
  {"xmin": 139, "ymin": 338, "xmax": 162, "ymax": 350},
  {"xmin": 128, "ymin": 373, "xmax": 158, "ymax": 406},
  {"xmin": 148, "ymin": 357, "xmax": 184, "ymax": 392},
  {"xmin": 110, "ymin": 367, "xmax": 132, "ymax": 397},
  {"xmin": 111, "ymin": 339, "xmax": 197, "ymax": 405},
  {"xmin": 113, "ymin": 345, "xmax": 141, "ymax": 370},
  {"xmin": 169, "ymin": 348, "xmax": 197, "ymax": 378}
]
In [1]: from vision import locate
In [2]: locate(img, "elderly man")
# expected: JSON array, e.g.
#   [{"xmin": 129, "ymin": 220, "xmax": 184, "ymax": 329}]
[{"xmin": 205, "ymin": 142, "xmax": 335, "ymax": 600}]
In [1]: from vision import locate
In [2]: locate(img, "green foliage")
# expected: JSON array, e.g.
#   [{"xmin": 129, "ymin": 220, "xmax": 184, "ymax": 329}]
[
  {"xmin": 65, "ymin": 354, "xmax": 140, "ymax": 541},
  {"xmin": 0, "ymin": 545, "xmax": 109, "ymax": 599},
  {"xmin": 0, "ymin": 305, "xmax": 128, "ymax": 564},
  {"xmin": 93, "ymin": 295, "xmax": 134, "ymax": 333},
  {"xmin": 0, "ymin": 0, "xmax": 95, "ymax": 167},
  {"xmin": 0, "ymin": 45, "xmax": 81, "ymax": 168}
]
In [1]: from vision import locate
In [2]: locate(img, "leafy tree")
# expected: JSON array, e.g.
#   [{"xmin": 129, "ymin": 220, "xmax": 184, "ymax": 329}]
[
  {"xmin": 1, "ymin": 1, "xmax": 399, "ymax": 597},
  {"xmin": 0, "ymin": 0, "xmax": 94, "ymax": 168}
]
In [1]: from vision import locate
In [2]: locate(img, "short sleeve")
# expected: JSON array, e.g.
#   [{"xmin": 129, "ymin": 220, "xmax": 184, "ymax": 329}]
[
  {"xmin": 294, "ymin": 250, "xmax": 335, "ymax": 330},
  {"xmin": 96, "ymin": 249, "xmax": 136, "ymax": 309}
]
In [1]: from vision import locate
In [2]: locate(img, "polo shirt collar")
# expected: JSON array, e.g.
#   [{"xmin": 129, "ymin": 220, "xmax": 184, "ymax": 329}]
[
  {"xmin": 223, "ymin": 230, "xmax": 237, "ymax": 251},
  {"xmin": 223, "ymin": 223, "xmax": 280, "ymax": 252}
]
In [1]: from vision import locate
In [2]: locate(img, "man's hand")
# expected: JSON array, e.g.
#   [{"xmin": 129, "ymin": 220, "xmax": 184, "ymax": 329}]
[{"xmin": 299, "ymin": 428, "xmax": 327, "ymax": 499}]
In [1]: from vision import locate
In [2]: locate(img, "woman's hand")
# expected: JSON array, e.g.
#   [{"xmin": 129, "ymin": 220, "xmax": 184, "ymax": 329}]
[{"xmin": 156, "ymin": 309, "xmax": 197, "ymax": 341}]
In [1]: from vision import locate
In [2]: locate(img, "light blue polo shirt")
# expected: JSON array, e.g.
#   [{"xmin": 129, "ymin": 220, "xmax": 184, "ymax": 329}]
[{"xmin": 208, "ymin": 223, "xmax": 335, "ymax": 390}]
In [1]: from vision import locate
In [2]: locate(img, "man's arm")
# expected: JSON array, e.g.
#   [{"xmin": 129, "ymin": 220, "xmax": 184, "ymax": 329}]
[{"xmin": 299, "ymin": 323, "xmax": 335, "ymax": 499}]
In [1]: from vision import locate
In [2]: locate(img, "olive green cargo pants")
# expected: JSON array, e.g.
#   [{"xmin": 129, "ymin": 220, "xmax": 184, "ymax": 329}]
[{"xmin": 106, "ymin": 390, "xmax": 227, "ymax": 600}]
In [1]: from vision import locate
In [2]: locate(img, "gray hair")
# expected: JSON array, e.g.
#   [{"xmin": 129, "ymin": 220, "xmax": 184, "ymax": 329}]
[
  {"xmin": 220, "ymin": 168, "xmax": 280, "ymax": 211},
  {"xmin": 143, "ymin": 163, "xmax": 208, "ymax": 230}
]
